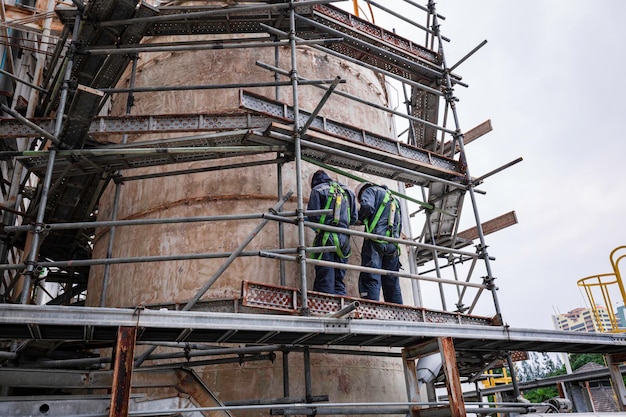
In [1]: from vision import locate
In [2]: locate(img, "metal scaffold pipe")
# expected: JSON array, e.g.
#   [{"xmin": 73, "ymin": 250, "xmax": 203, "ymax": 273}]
[
  {"xmin": 255, "ymin": 60, "xmax": 448, "ymax": 136},
  {"xmin": 81, "ymin": 37, "xmax": 343, "ymax": 55},
  {"xmin": 263, "ymin": 252, "xmax": 486, "ymax": 291},
  {"xmin": 4, "ymin": 209, "xmax": 332, "ymax": 232},
  {"xmin": 17, "ymin": 13, "xmax": 82, "ymax": 304},
  {"xmin": 257, "ymin": 23, "xmax": 448, "ymax": 98},
  {"xmin": 133, "ymin": 192, "xmax": 292, "ymax": 367},
  {"xmin": 427, "ymin": 0, "xmax": 521, "ymax": 400},
  {"xmin": 0, "ymin": 247, "xmax": 336, "ymax": 272},
  {"xmin": 96, "ymin": 0, "xmax": 344, "ymax": 28}
]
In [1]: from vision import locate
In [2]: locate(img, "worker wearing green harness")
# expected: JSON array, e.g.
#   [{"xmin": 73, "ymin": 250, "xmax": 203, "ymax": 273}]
[
  {"xmin": 356, "ymin": 182, "xmax": 403, "ymax": 304},
  {"xmin": 307, "ymin": 170, "xmax": 357, "ymax": 295}
]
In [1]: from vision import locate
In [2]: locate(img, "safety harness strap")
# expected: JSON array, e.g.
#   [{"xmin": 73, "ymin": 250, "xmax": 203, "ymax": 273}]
[
  {"xmin": 364, "ymin": 190, "xmax": 390, "ymax": 235},
  {"xmin": 313, "ymin": 182, "xmax": 351, "ymax": 259},
  {"xmin": 364, "ymin": 190, "xmax": 400, "ymax": 251}
]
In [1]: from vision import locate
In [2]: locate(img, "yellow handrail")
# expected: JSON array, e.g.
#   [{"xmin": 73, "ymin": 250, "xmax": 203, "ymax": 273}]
[
  {"xmin": 577, "ymin": 273, "xmax": 621, "ymax": 332},
  {"xmin": 610, "ymin": 245, "xmax": 626, "ymax": 307},
  {"xmin": 576, "ymin": 245, "xmax": 626, "ymax": 333}
]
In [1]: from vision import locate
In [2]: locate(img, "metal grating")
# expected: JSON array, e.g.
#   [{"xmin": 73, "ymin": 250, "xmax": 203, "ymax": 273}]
[
  {"xmin": 240, "ymin": 90, "xmax": 461, "ymax": 174},
  {"xmin": 0, "ymin": 113, "xmax": 275, "ymax": 140},
  {"xmin": 241, "ymin": 281, "xmax": 494, "ymax": 326},
  {"xmin": 311, "ymin": 3, "xmax": 438, "ymax": 65},
  {"xmin": 18, "ymin": 130, "xmax": 276, "ymax": 177}
]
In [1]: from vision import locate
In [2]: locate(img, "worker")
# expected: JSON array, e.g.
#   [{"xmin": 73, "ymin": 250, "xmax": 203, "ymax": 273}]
[
  {"xmin": 307, "ymin": 170, "xmax": 357, "ymax": 295},
  {"xmin": 355, "ymin": 182, "xmax": 403, "ymax": 304}
]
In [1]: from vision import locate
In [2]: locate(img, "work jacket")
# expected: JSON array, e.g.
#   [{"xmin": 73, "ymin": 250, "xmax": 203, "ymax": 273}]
[{"xmin": 358, "ymin": 185, "xmax": 402, "ymax": 243}]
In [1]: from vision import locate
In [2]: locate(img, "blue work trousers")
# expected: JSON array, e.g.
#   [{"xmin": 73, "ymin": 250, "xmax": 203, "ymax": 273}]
[
  {"xmin": 358, "ymin": 239, "xmax": 403, "ymax": 304},
  {"xmin": 313, "ymin": 233, "xmax": 349, "ymax": 295}
]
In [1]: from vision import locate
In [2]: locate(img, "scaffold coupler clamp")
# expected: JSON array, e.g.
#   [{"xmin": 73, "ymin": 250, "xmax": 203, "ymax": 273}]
[{"xmin": 482, "ymin": 275, "xmax": 497, "ymax": 291}]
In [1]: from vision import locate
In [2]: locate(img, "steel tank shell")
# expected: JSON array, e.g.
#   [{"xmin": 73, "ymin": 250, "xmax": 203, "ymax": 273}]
[{"xmin": 87, "ymin": 27, "xmax": 413, "ymax": 413}]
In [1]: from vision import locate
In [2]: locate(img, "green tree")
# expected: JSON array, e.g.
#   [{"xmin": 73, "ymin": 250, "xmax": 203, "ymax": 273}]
[
  {"xmin": 515, "ymin": 352, "xmax": 563, "ymax": 402},
  {"xmin": 524, "ymin": 386, "xmax": 559, "ymax": 403},
  {"xmin": 515, "ymin": 352, "xmax": 561, "ymax": 382},
  {"xmin": 569, "ymin": 353, "xmax": 605, "ymax": 370}
]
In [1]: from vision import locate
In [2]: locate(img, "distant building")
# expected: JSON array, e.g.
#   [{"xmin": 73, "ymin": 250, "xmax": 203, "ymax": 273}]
[
  {"xmin": 616, "ymin": 304, "xmax": 626, "ymax": 329},
  {"xmin": 554, "ymin": 307, "xmax": 613, "ymax": 332},
  {"xmin": 569, "ymin": 362, "xmax": 618, "ymax": 413}
]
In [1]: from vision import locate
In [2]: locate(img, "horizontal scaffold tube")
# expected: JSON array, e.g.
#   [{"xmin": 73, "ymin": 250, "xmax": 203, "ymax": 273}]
[
  {"xmin": 0, "ymin": 247, "xmax": 337, "ymax": 272},
  {"xmin": 78, "ymin": 401, "xmax": 538, "ymax": 416},
  {"xmin": 261, "ymin": 252, "xmax": 485, "ymax": 290},
  {"xmin": 265, "ymin": 213, "xmax": 477, "ymax": 259},
  {"xmin": 97, "ymin": 0, "xmax": 344, "ymax": 28},
  {"xmin": 4, "ymin": 209, "xmax": 333, "ymax": 232}
]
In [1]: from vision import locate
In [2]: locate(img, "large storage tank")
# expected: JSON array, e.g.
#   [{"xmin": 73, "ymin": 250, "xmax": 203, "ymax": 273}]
[{"xmin": 87, "ymin": 7, "xmax": 414, "ymax": 412}]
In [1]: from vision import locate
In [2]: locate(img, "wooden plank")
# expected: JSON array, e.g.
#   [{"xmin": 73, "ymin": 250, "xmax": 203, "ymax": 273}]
[
  {"xmin": 4, "ymin": 4, "xmax": 64, "ymax": 33},
  {"xmin": 457, "ymin": 211, "xmax": 517, "ymax": 241},
  {"xmin": 463, "ymin": 120, "xmax": 493, "ymax": 144},
  {"xmin": 442, "ymin": 119, "xmax": 492, "ymax": 154}
]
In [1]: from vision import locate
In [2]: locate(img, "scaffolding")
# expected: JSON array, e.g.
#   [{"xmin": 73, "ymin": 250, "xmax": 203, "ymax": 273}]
[{"xmin": 1, "ymin": 1, "xmax": 626, "ymax": 416}]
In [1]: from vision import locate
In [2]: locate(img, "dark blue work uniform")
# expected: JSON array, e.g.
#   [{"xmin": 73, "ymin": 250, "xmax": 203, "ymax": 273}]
[
  {"xmin": 307, "ymin": 170, "xmax": 357, "ymax": 295},
  {"xmin": 358, "ymin": 184, "xmax": 403, "ymax": 304}
]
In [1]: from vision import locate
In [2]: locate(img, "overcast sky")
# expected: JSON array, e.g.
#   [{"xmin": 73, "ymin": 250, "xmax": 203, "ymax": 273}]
[{"xmin": 356, "ymin": 1, "xmax": 626, "ymax": 330}]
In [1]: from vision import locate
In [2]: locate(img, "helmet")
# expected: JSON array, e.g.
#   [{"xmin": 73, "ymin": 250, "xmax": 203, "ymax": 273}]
[{"xmin": 355, "ymin": 182, "xmax": 374, "ymax": 200}]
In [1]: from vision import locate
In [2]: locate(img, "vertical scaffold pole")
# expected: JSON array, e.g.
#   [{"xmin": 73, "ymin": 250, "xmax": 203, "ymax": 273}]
[
  {"xmin": 428, "ymin": 0, "xmax": 521, "ymax": 399},
  {"xmin": 427, "ymin": 0, "xmax": 503, "ymax": 325},
  {"xmin": 101, "ymin": 55, "xmax": 138, "ymax": 307},
  {"xmin": 19, "ymin": 13, "xmax": 82, "ymax": 304},
  {"xmin": 289, "ymin": 2, "xmax": 309, "ymax": 315}
]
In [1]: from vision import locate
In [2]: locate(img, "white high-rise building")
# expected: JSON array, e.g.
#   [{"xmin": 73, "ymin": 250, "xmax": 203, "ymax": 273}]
[{"xmin": 555, "ymin": 307, "xmax": 614, "ymax": 333}]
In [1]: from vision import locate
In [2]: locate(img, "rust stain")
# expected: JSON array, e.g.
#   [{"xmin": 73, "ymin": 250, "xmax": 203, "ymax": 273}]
[{"xmin": 93, "ymin": 193, "xmax": 300, "ymax": 243}]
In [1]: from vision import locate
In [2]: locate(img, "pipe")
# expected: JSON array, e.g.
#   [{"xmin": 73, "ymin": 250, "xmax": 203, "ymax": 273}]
[
  {"xmin": 99, "ymin": 79, "xmax": 340, "ymax": 94},
  {"xmin": 329, "ymin": 301, "xmax": 360, "ymax": 318},
  {"xmin": 362, "ymin": 0, "xmax": 447, "ymax": 41},
  {"xmin": 81, "ymin": 38, "xmax": 342, "ymax": 55},
  {"xmin": 6, "ymin": 210, "xmax": 332, "ymax": 232},
  {"xmin": 288, "ymin": 3, "xmax": 309, "ymax": 315},
  {"xmin": 101, "ymin": 54, "xmax": 138, "ymax": 307},
  {"xmin": 133, "ymin": 193, "xmax": 292, "ymax": 367},
  {"xmin": 0, "ymin": 68, "xmax": 47, "ymax": 93},
  {"xmin": 263, "ymin": 251, "xmax": 486, "ymax": 290},
  {"xmin": 96, "ymin": 0, "xmax": 343, "ymax": 28},
  {"xmin": 256, "ymin": 60, "xmax": 449, "ymax": 147},
  {"xmin": 298, "ymin": 76, "xmax": 341, "ymax": 135},
  {"xmin": 428, "ymin": 0, "xmax": 504, "ymax": 332},
  {"xmin": 17, "ymin": 13, "xmax": 82, "ymax": 304}
]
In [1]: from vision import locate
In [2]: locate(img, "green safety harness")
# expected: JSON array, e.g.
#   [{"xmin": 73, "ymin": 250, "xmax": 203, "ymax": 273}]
[
  {"xmin": 364, "ymin": 189, "xmax": 401, "ymax": 251},
  {"xmin": 313, "ymin": 181, "xmax": 351, "ymax": 259}
]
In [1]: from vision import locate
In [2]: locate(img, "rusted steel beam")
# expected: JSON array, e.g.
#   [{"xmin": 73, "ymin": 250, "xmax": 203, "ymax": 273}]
[
  {"xmin": 402, "ymin": 349, "xmax": 421, "ymax": 417},
  {"xmin": 109, "ymin": 326, "xmax": 137, "ymax": 417},
  {"xmin": 438, "ymin": 337, "xmax": 466, "ymax": 417},
  {"xmin": 607, "ymin": 354, "xmax": 626, "ymax": 411}
]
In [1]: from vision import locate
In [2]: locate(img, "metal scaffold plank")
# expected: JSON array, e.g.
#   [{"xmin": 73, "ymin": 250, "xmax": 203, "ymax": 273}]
[
  {"xmin": 1, "ymin": 304, "xmax": 626, "ymax": 355},
  {"xmin": 242, "ymin": 281, "xmax": 493, "ymax": 326},
  {"xmin": 0, "ymin": 113, "xmax": 272, "ymax": 139},
  {"xmin": 240, "ymin": 90, "xmax": 462, "ymax": 176},
  {"xmin": 16, "ymin": 131, "xmax": 282, "ymax": 177}
]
